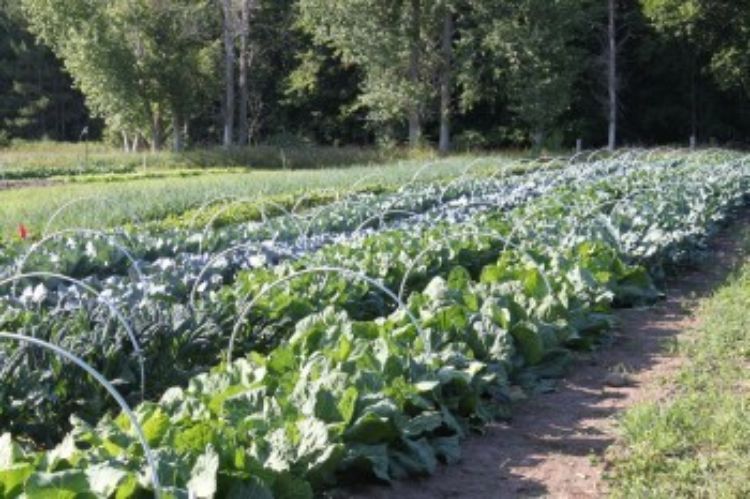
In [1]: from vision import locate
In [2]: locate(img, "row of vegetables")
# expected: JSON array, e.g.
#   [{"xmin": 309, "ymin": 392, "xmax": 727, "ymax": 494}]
[
  {"xmin": 0, "ymin": 155, "xmax": 648, "ymax": 441},
  {"xmin": 0, "ymin": 159, "xmax": 567, "ymax": 279},
  {"xmin": 1, "ymin": 151, "xmax": 748, "ymax": 497}
]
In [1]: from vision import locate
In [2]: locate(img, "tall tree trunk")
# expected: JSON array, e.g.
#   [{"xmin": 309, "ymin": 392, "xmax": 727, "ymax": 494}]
[
  {"xmin": 237, "ymin": 0, "xmax": 252, "ymax": 146},
  {"xmin": 408, "ymin": 0, "xmax": 422, "ymax": 148},
  {"xmin": 438, "ymin": 8, "xmax": 454, "ymax": 155},
  {"xmin": 607, "ymin": 0, "xmax": 617, "ymax": 151},
  {"xmin": 122, "ymin": 131, "xmax": 130, "ymax": 153},
  {"xmin": 532, "ymin": 129, "xmax": 545, "ymax": 150},
  {"xmin": 151, "ymin": 109, "xmax": 164, "ymax": 152},
  {"xmin": 221, "ymin": 0, "xmax": 236, "ymax": 148},
  {"xmin": 172, "ymin": 112, "xmax": 184, "ymax": 152}
]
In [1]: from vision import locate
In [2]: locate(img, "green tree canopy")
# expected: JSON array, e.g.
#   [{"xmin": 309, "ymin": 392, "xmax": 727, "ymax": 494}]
[
  {"xmin": 21, "ymin": 0, "xmax": 218, "ymax": 150},
  {"xmin": 643, "ymin": 1, "xmax": 750, "ymax": 94}
]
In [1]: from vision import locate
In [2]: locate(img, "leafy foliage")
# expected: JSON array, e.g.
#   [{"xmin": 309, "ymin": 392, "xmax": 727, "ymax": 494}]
[{"xmin": 1, "ymin": 151, "xmax": 749, "ymax": 496}]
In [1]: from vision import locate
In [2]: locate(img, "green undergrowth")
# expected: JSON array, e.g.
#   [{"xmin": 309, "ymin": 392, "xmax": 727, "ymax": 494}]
[
  {"xmin": 0, "ymin": 141, "xmax": 407, "ymax": 179},
  {"xmin": 0, "ymin": 240, "xmax": 654, "ymax": 498},
  {"xmin": 607, "ymin": 243, "xmax": 750, "ymax": 498}
]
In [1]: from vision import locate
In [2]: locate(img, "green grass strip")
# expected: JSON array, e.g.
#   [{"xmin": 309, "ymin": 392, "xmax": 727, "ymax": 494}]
[{"xmin": 608, "ymin": 248, "xmax": 750, "ymax": 498}]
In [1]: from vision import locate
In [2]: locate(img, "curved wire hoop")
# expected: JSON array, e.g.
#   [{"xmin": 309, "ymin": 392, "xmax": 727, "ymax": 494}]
[
  {"xmin": 0, "ymin": 332, "xmax": 161, "ymax": 497},
  {"xmin": 0, "ymin": 272, "xmax": 146, "ymax": 400}
]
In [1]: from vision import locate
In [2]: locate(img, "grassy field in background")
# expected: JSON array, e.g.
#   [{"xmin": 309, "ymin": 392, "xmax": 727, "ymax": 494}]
[
  {"xmin": 607, "ymin": 254, "xmax": 750, "ymax": 497},
  {"xmin": 0, "ymin": 141, "xmax": 415, "ymax": 178},
  {"xmin": 0, "ymin": 154, "xmax": 522, "ymax": 239}
]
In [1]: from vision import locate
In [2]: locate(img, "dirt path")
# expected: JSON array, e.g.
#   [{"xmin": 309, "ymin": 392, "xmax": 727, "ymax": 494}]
[{"xmin": 348, "ymin": 215, "xmax": 749, "ymax": 499}]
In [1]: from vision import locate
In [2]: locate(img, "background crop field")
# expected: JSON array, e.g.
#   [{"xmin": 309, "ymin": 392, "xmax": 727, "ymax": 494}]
[
  {"xmin": 0, "ymin": 153, "xmax": 530, "ymax": 239},
  {"xmin": 0, "ymin": 141, "xmax": 408, "ymax": 178}
]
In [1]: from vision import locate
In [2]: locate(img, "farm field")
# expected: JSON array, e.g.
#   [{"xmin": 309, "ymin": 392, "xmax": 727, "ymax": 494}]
[
  {"xmin": 0, "ymin": 141, "xmax": 402, "ymax": 178},
  {"xmin": 0, "ymin": 154, "xmax": 524, "ymax": 241},
  {"xmin": 0, "ymin": 148, "xmax": 749, "ymax": 498}
]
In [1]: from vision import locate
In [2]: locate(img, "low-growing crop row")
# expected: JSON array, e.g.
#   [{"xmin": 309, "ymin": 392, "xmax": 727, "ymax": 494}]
[
  {"xmin": 0, "ymin": 150, "xmax": 748, "ymax": 497},
  {"xmin": 0, "ymin": 155, "xmax": 521, "ymax": 240},
  {"xmin": 0, "ymin": 154, "xmax": 664, "ymax": 440},
  {"xmin": 0, "ymin": 156, "xmax": 547, "ymax": 279}
]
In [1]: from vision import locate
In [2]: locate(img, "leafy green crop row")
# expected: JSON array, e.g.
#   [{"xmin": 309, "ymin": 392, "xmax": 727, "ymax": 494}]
[
  {"xmin": 0, "ymin": 240, "xmax": 649, "ymax": 498},
  {"xmin": 0, "ymin": 154, "xmax": 742, "ymax": 442},
  {"xmin": 2, "ymin": 152, "xmax": 748, "ymax": 497},
  {"xmin": 0, "ymin": 158, "xmax": 654, "ymax": 440}
]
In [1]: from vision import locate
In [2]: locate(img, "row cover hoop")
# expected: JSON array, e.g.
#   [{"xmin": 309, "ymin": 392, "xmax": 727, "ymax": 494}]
[
  {"xmin": 43, "ymin": 195, "xmax": 142, "ymax": 236},
  {"xmin": 15, "ymin": 228, "xmax": 145, "ymax": 282},
  {"xmin": 0, "ymin": 332, "xmax": 161, "ymax": 497},
  {"xmin": 396, "ymin": 228, "xmax": 553, "ymax": 302},
  {"xmin": 0, "ymin": 271, "xmax": 146, "ymax": 400},
  {"xmin": 188, "ymin": 236, "xmax": 282, "ymax": 312}
]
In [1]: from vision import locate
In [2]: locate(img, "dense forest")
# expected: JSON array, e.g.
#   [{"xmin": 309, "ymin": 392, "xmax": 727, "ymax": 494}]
[{"xmin": 2, "ymin": 0, "xmax": 750, "ymax": 152}]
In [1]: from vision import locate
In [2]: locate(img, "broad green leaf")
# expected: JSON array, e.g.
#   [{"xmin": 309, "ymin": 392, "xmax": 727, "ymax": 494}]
[
  {"xmin": 296, "ymin": 418, "xmax": 330, "ymax": 460},
  {"xmin": 479, "ymin": 264, "xmax": 505, "ymax": 284},
  {"xmin": 268, "ymin": 345, "xmax": 296, "ymax": 374},
  {"xmin": 272, "ymin": 472, "xmax": 313, "ymax": 499},
  {"xmin": 44, "ymin": 434, "xmax": 81, "ymax": 470},
  {"xmin": 0, "ymin": 433, "xmax": 24, "ymax": 467},
  {"xmin": 390, "ymin": 437, "xmax": 437, "ymax": 477},
  {"xmin": 342, "ymin": 444, "xmax": 391, "ymax": 481},
  {"xmin": 115, "ymin": 473, "xmax": 140, "ymax": 499},
  {"xmin": 314, "ymin": 390, "xmax": 341, "ymax": 423},
  {"xmin": 403, "ymin": 412, "xmax": 443, "ymax": 438},
  {"xmin": 141, "ymin": 408, "xmax": 170, "ymax": 446},
  {"xmin": 337, "ymin": 386, "xmax": 359, "ymax": 424},
  {"xmin": 222, "ymin": 387, "xmax": 268, "ymax": 422},
  {"xmin": 187, "ymin": 446, "xmax": 219, "ymax": 499},
  {"xmin": 344, "ymin": 402, "xmax": 401, "ymax": 444},
  {"xmin": 25, "ymin": 470, "xmax": 90, "ymax": 499},
  {"xmin": 447, "ymin": 266, "xmax": 472, "ymax": 291},
  {"xmin": 0, "ymin": 463, "xmax": 32, "ymax": 498},
  {"xmin": 305, "ymin": 443, "xmax": 345, "ymax": 487},
  {"xmin": 227, "ymin": 477, "xmax": 273, "ymax": 499},
  {"xmin": 510, "ymin": 322, "xmax": 545, "ymax": 365},
  {"xmin": 85, "ymin": 463, "xmax": 129, "ymax": 497},
  {"xmin": 423, "ymin": 276, "xmax": 449, "ymax": 301},
  {"xmin": 522, "ymin": 267, "xmax": 550, "ymax": 299},
  {"xmin": 414, "ymin": 380, "xmax": 440, "ymax": 393},
  {"xmin": 168, "ymin": 422, "xmax": 218, "ymax": 456}
]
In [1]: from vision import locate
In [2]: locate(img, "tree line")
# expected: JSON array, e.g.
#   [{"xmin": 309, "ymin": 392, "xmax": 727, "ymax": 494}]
[{"xmin": 2, "ymin": 0, "xmax": 750, "ymax": 153}]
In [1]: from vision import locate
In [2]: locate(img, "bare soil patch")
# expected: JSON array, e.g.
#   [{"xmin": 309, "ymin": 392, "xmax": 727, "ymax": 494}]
[{"xmin": 347, "ymin": 213, "xmax": 750, "ymax": 499}]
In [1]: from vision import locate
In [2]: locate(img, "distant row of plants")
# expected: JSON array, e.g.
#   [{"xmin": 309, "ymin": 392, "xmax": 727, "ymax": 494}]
[{"xmin": 0, "ymin": 141, "xmax": 420, "ymax": 182}]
